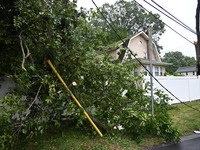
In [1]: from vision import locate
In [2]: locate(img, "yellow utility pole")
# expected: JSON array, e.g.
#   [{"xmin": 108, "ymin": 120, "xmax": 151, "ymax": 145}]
[{"xmin": 47, "ymin": 59, "xmax": 103, "ymax": 137}]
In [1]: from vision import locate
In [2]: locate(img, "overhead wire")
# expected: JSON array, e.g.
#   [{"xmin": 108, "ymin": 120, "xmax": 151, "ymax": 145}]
[
  {"xmin": 143, "ymin": 0, "xmax": 196, "ymax": 35},
  {"xmin": 150, "ymin": 0, "xmax": 196, "ymax": 35},
  {"xmin": 134, "ymin": 0, "xmax": 195, "ymax": 45},
  {"xmin": 91, "ymin": 0, "xmax": 200, "ymax": 113}
]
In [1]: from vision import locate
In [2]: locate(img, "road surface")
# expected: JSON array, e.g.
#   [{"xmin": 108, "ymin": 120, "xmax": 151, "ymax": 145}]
[{"xmin": 152, "ymin": 134, "xmax": 200, "ymax": 150}]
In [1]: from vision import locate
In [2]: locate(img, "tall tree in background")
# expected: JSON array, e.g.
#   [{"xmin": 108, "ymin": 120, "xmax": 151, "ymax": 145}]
[
  {"xmin": 90, "ymin": 0, "xmax": 165, "ymax": 51},
  {"xmin": 162, "ymin": 51, "xmax": 196, "ymax": 73}
]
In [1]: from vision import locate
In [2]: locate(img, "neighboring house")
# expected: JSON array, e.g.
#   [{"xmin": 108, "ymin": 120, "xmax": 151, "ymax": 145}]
[
  {"xmin": 176, "ymin": 66, "xmax": 197, "ymax": 76},
  {"xmin": 104, "ymin": 31, "xmax": 171, "ymax": 76}
]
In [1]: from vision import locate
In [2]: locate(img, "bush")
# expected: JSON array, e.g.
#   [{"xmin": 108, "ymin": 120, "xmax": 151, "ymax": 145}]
[{"xmin": 0, "ymin": 53, "xmax": 180, "ymax": 148}]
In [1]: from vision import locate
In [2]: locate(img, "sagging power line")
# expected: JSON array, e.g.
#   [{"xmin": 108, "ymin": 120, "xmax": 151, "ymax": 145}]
[
  {"xmin": 135, "ymin": 0, "xmax": 195, "ymax": 45},
  {"xmin": 149, "ymin": 0, "xmax": 197, "ymax": 35}
]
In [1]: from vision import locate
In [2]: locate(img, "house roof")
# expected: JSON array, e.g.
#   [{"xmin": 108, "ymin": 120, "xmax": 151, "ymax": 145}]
[
  {"xmin": 109, "ymin": 31, "xmax": 150, "ymax": 46},
  {"xmin": 100, "ymin": 31, "xmax": 160, "ymax": 58},
  {"xmin": 97, "ymin": 31, "xmax": 172, "ymax": 67},
  {"xmin": 176, "ymin": 66, "xmax": 197, "ymax": 73},
  {"xmin": 127, "ymin": 31, "xmax": 161, "ymax": 62},
  {"xmin": 130, "ymin": 59, "xmax": 172, "ymax": 66},
  {"xmin": 99, "ymin": 34, "xmax": 136, "ymax": 53},
  {"xmin": 101, "ymin": 31, "xmax": 149, "ymax": 51}
]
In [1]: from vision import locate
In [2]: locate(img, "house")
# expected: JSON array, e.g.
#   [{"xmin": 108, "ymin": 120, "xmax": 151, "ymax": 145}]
[
  {"xmin": 176, "ymin": 66, "xmax": 197, "ymax": 76},
  {"xmin": 104, "ymin": 31, "xmax": 171, "ymax": 76}
]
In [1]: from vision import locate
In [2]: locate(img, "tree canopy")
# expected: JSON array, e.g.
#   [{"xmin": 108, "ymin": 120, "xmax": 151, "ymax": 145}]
[
  {"xmin": 90, "ymin": 0, "xmax": 165, "ymax": 51},
  {"xmin": 162, "ymin": 51, "xmax": 196, "ymax": 74}
]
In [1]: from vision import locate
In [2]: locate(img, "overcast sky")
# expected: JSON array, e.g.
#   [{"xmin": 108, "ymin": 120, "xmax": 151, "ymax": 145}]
[{"xmin": 77, "ymin": 0, "xmax": 197, "ymax": 58}]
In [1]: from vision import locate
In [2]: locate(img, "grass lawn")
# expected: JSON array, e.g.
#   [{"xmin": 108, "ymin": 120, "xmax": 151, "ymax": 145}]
[
  {"xmin": 17, "ymin": 128, "xmax": 163, "ymax": 150},
  {"xmin": 17, "ymin": 100, "xmax": 200, "ymax": 150},
  {"xmin": 169, "ymin": 100, "xmax": 200, "ymax": 135}
]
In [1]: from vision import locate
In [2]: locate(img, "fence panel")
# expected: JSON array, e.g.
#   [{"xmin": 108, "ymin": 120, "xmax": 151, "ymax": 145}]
[{"xmin": 144, "ymin": 76, "xmax": 200, "ymax": 104}]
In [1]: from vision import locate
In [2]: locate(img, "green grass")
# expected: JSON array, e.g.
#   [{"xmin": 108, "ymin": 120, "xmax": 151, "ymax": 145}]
[
  {"xmin": 17, "ymin": 100, "xmax": 200, "ymax": 150},
  {"xmin": 169, "ymin": 100, "xmax": 200, "ymax": 135},
  {"xmin": 17, "ymin": 127, "xmax": 163, "ymax": 150}
]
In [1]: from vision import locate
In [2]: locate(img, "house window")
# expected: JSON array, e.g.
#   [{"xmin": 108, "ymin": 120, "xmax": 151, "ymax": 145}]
[
  {"xmin": 143, "ymin": 52, "xmax": 147, "ymax": 59},
  {"xmin": 155, "ymin": 66, "xmax": 159, "ymax": 76},
  {"xmin": 127, "ymin": 53, "xmax": 132, "ymax": 58},
  {"xmin": 186, "ymin": 72, "xmax": 188, "ymax": 75},
  {"xmin": 138, "ymin": 40, "xmax": 142, "ymax": 45},
  {"xmin": 160, "ymin": 67, "xmax": 163, "ymax": 76},
  {"xmin": 134, "ymin": 68, "xmax": 138, "ymax": 76}
]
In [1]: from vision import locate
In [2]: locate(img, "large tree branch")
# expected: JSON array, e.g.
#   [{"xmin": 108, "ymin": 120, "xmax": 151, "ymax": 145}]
[
  {"xmin": 24, "ymin": 84, "xmax": 42, "ymax": 120},
  {"xmin": 15, "ymin": 84, "xmax": 42, "ymax": 142},
  {"xmin": 19, "ymin": 32, "xmax": 31, "ymax": 71}
]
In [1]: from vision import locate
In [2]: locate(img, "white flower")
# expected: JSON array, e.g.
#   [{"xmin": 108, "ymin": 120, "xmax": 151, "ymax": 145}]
[
  {"xmin": 72, "ymin": 81, "xmax": 77, "ymax": 86},
  {"xmin": 39, "ymin": 12, "xmax": 44, "ymax": 15}
]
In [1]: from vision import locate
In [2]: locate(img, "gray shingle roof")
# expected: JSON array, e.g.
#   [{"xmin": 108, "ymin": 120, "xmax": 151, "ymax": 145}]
[
  {"xmin": 176, "ymin": 66, "xmax": 197, "ymax": 73},
  {"xmin": 130, "ymin": 59, "xmax": 171, "ymax": 66}
]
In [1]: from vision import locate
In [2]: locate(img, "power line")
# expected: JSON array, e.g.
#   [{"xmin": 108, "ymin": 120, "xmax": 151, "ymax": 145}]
[
  {"xmin": 150, "ymin": 0, "xmax": 196, "ymax": 35},
  {"xmin": 144, "ymin": 0, "xmax": 196, "ymax": 35},
  {"xmin": 91, "ymin": 0, "xmax": 200, "ymax": 113},
  {"xmin": 134, "ymin": 0, "xmax": 195, "ymax": 45}
]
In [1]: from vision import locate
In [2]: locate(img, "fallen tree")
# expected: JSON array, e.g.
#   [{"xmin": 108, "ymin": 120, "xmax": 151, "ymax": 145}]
[{"xmin": 0, "ymin": 0, "xmax": 180, "ymax": 148}]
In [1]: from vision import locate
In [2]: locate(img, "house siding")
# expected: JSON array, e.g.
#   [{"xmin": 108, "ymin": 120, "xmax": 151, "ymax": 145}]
[
  {"xmin": 124, "ymin": 36, "xmax": 157, "ymax": 61},
  {"xmin": 180, "ymin": 71, "xmax": 196, "ymax": 76}
]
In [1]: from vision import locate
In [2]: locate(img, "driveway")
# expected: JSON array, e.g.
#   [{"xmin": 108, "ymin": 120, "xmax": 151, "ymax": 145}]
[{"xmin": 151, "ymin": 134, "xmax": 200, "ymax": 150}]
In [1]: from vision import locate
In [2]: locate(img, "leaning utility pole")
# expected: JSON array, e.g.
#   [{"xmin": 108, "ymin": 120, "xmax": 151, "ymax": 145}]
[
  {"xmin": 148, "ymin": 26, "xmax": 154, "ymax": 115},
  {"xmin": 195, "ymin": 0, "xmax": 200, "ymax": 76}
]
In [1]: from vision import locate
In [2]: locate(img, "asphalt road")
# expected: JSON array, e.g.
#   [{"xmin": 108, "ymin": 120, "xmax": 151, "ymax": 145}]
[{"xmin": 152, "ymin": 134, "xmax": 200, "ymax": 150}]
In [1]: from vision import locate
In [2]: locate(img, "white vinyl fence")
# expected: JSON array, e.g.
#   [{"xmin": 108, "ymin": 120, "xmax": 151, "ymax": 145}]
[
  {"xmin": 1, "ymin": 76, "xmax": 200, "ymax": 104},
  {"xmin": 144, "ymin": 76, "xmax": 200, "ymax": 104}
]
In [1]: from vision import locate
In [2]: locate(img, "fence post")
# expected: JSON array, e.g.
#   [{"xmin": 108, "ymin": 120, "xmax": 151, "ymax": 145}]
[{"xmin": 188, "ymin": 77, "xmax": 191, "ymax": 101}]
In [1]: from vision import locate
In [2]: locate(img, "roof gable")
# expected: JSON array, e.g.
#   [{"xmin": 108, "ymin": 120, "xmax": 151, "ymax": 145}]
[
  {"xmin": 176, "ymin": 66, "xmax": 197, "ymax": 73},
  {"xmin": 128, "ymin": 31, "xmax": 149, "ymax": 43},
  {"xmin": 126, "ymin": 31, "xmax": 161, "ymax": 62},
  {"xmin": 102, "ymin": 31, "xmax": 161, "ymax": 62}
]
